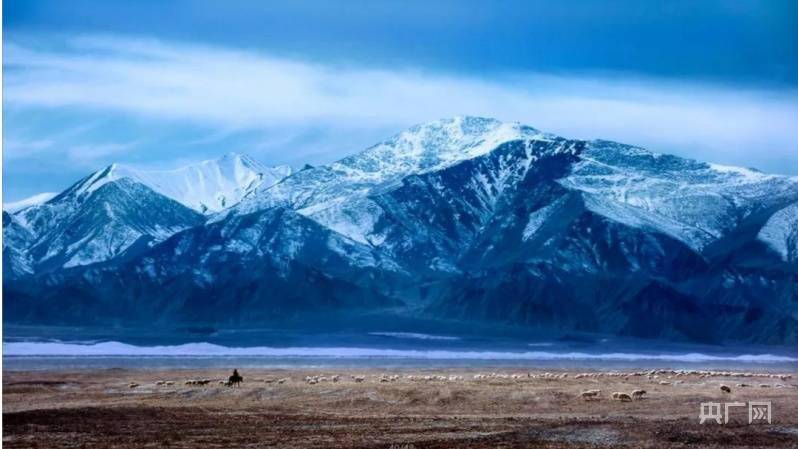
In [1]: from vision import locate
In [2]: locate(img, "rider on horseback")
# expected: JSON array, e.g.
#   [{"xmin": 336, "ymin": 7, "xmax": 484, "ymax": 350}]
[{"xmin": 227, "ymin": 369, "xmax": 243, "ymax": 387}]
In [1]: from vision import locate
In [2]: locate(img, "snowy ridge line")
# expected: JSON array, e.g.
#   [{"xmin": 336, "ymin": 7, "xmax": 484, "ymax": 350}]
[
  {"xmin": 72, "ymin": 152, "xmax": 291, "ymax": 214},
  {"xmin": 3, "ymin": 192, "xmax": 58, "ymax": 213},
  {"xmin": 92, "ymin": 153, "xmax": 291, "ymax": 213},
  {"xmin": 3, "ymin": 341, "xmax": 797, "ymax": 363},
  {"xmin": 230, "ymin": 117, "xmax": 548, "ymax": 218}
]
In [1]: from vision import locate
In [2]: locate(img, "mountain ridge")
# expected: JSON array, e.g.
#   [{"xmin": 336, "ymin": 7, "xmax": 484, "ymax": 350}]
[
  {"xmin": 4, "ymin": 153, "xmax": 293, "ymax": 272},
  {"xmin": 5, "ymin": 117, "xmax": 798, "ymax": 344},
  {"xmin": 69, "ymin": 152, "xmax": 292, "ymax": 214}
]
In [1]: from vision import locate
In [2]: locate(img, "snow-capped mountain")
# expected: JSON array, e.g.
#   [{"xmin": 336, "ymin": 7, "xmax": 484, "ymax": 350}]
[
  {"xmin": 236, "ymin": 117, "xmax": 542, "ymax": 213},
  {"xmin": 560, "ymin": 142, "xmax": 798, "ymax": 251},
  {"xmin": 3, "ymin": 192, "xmax": 58, "ymax": 213},
  {"xmin": 9, "ymin": 176, "xmax": 204, "ymax": 271},
  {"xmin": 230, "ymin": 117, "xmax": 548, "ymax": 243},
  {"xmin": 5, "ymin": 117, "xmax": 798, "ymax": 344},
  {"xmin": 232, "ymin": 117, "xmax": 798, "ymax": 258},
  {"xmin": 76, "ymin": 153, "xmax": 291, "ymax": 214},
  {"xmin": 3, "ymin": 153, "xmax": 292, "ymax": 273}
]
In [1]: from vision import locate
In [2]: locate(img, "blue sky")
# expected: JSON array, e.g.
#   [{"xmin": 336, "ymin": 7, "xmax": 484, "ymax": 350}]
[{"xmin": 4, "ymin": 0, "xmax": 798, "ymax": 201}]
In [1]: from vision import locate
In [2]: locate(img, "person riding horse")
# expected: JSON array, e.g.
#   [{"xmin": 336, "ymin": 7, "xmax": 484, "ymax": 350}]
[{"xmin": 227, "ymin": 369, "xmax": 243, "ymax": 387}]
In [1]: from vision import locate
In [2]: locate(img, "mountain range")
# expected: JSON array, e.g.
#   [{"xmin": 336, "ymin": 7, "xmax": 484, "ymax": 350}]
[{"xmin": 5, "ymin": 117, "xmax": 797, "ymax": 344}]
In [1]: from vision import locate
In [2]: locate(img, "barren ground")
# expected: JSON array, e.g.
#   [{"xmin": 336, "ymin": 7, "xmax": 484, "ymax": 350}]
[{"xmin": 4, "ymin": 368, "xmax": 798, "ymax": 448}]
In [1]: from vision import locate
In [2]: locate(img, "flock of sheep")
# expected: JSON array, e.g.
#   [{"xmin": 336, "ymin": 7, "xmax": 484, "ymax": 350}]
[
  {"xmin": 581, "ymin": 380, "xmax": 785, "ymax": 402},
  {"xmin": 125, "ymin": 369, "xmax": 793, "ymax": 400},
  {"xmin": 570, "ymin": 369, "xmax": 792, "ymax": 381},
  {"xmin": 579, "ymin": 389, "xmax": 647, "ymax": 401}
]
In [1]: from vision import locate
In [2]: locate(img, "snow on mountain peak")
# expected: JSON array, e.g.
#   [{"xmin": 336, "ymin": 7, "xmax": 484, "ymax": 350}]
[
  {"xmin": 332, "ymin": 116, "xmax": 544, "ymax": 182},
  {"xmin": 757, "ymin": 202, "xmax": 798, "ymax": 262},
  {"xmin": 69, "ymin": 153, "xmax": 292, "ymax": 213},
  {"xmin": 3, "ymin": 192, "xmax": 58, "ymax": 213},
  {"xmin": 222, "ymin": 119, "xmax": 798, "ymax": 254},
  {"xmin": 707, "ymin": 163, "xmax": 774, "ymax": 183},
  {"xmin": 226, "ymin": 117, "xmax": 562, "ymax": 245},
  {"xmin": 560, "ymin": 141, "xmax": 798, "ymax": 250}
]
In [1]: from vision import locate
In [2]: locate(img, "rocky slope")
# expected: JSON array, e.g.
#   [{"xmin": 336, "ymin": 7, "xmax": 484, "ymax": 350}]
[
  {"xmin": 5, "ymin": 117, "xmax": 798, "ymax": 344},
  {"xmin": 4, "ymin": 154, "xmax": 293, "ymax": 273}
]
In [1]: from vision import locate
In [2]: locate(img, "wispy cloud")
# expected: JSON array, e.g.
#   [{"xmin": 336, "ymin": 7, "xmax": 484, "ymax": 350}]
[
  {"xmin": 4, "ymin": 35, "xmax": 798, "ymax": 174},
  {"xmin": 4, "ymin": 120, "xmax": 138, "ymax": 168},
  {"xmin": 64, "ymin": 141, "xmax": 141, "ymax": 165}
]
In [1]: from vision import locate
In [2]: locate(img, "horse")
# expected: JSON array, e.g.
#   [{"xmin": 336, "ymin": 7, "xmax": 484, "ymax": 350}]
[{"xmin": 227, "ymin": 372, "xmax": 243, "ymax": 387}]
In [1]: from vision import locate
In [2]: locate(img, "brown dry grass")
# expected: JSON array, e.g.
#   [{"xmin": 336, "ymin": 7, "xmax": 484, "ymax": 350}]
[{"xmin": 4, "ymin": 368, "xmax": 798, "ymax": 448}]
